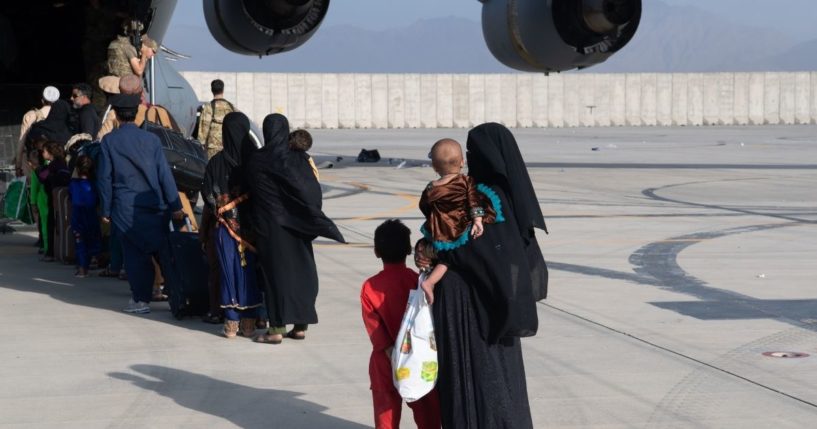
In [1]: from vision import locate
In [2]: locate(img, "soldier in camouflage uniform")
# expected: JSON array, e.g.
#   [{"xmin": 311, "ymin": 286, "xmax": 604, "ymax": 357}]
[
  {"xmin": 197, "ymin": 79, "xmax": 236, "ymax": 159},
  {"xmin": 106, "ymin": 21, "xmax": 155, "ymax": 78}
]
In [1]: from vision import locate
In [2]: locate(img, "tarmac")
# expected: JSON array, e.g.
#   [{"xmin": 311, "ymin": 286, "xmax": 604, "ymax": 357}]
[{"xmin": 1, "ymin": 125, "xmax": 816, "ymax": 428}]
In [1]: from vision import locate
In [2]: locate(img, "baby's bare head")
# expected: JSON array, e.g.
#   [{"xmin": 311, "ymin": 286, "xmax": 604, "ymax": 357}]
[{"xmin": 430, "ymin": 138, "xmax": 463, "ymax": 175}]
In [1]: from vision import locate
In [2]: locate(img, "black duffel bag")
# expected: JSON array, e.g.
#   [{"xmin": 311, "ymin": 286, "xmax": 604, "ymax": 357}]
[{"xmin": 142, "ymin": 121, "xmax": 207, "ymax": 195}]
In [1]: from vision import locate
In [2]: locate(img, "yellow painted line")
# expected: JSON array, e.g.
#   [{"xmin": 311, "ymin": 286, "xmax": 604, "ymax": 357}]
[
  {"xmin": 347, "ymin": 181, "xmax": 371, "ymax": 191},
  {"xmin": 349, "ymin": 192, "xmax": 419, "ymax": 222},
  {"xmin": 315, "ymin": 242, "xmax": 372, "ymax": 248}
]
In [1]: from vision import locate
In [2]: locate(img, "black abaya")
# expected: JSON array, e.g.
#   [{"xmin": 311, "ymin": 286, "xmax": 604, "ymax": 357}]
[
  {"xmin": 255, "ymin": 222, "xmax": 319, "ymax": 326},
  {"xmin": 433, "ymin": 268, "xmax": 534, "ymax": 429},
  {"xmin": 428, "ymin": 122, "xmax": 547, "ymax": 428},
  {"xmin": 246, "ymin": 114, "xmax": 343, "ymax": 327}
]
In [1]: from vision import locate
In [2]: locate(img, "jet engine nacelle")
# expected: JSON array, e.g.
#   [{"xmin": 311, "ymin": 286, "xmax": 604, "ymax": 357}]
[
  {"xmin": 203, "ymin": 0, "xmax": 329, "ymax": 56},
  {"xmin": 480, "ymin": 0, "xmax": 641, "ymax": 73}
]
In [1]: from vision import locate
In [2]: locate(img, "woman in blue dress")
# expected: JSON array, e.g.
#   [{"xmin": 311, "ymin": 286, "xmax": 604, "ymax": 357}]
[{"xmin": 201, "ymin": 112, "xmax": 263, "ymax": 338}]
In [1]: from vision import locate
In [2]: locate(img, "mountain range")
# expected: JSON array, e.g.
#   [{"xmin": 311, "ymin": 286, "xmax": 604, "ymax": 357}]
[{"xmin": 162, "ymin": 1, "xmax": 817, "ymax": 73}]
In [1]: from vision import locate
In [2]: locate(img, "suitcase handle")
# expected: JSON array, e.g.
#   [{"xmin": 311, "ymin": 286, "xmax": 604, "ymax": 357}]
[{"xmin": 169, "ymin": 216, "xmax": 192, "ymax": 232}]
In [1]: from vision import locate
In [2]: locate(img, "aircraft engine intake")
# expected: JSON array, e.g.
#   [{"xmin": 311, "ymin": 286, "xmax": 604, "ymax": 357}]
[
  {"xmin": 480, "ymin": 0, "xmax": 641, "ymax": 73},
  {"xmin": 203, "ymin": 0, "xmax": 329, "ymax": 56}
]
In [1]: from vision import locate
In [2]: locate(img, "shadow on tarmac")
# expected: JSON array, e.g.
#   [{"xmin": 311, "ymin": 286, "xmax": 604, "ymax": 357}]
[
  {"xmin": 109, "ymin": 364, "xmax": 369, "ymax": 429},
  {"xmin": 0, "ymin": 228, "xmax": 218, "ymax": 335}
]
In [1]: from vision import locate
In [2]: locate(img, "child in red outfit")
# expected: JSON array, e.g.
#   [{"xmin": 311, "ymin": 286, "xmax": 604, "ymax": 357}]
[{"xmin": 361, "ymin": 219, "xmax": 441, "ymax": 429}]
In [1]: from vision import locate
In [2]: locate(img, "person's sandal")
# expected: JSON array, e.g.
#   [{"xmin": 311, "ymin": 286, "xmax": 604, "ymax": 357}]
[
  {"xmin": 222, "ymin": 320, "xmax": 239, "ymax": 339},
  {"xmin": 202, "ymin": 313, "xmax": 222, "ymax": 324},
  {"xmin": 239, "ymin": 319, "xmax": 257, "ymax": 337},
  {"xmin": 286, "ymin": 330, "xmax": 306, "ymax": 340},
  {"xmin": 253, "ymin": 333, "xmax": 283, "ymax": 344},
  {"xmin": 98, "ymin": 268, "xmax": 119, "ymax": 278}
]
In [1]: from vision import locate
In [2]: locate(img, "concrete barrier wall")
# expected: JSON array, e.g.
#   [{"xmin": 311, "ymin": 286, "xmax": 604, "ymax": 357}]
[{"xmin": 180, "ymin": 71, "xmax": 817, "ymax": 129}]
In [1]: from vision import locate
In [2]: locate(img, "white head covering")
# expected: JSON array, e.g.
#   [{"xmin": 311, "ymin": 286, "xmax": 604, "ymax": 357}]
[{"xmin": 42, "ymin": 86, "xmax": 60, "ymax": 103}]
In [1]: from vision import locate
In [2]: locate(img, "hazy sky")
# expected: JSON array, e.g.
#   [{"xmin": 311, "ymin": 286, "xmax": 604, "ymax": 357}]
[{"xmin": 170, "ymin": 0, "xmax": 817, "ymax": 41}]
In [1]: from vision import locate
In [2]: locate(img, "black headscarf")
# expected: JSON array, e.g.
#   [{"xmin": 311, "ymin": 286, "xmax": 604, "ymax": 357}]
[
  {"xmin": 466, "ymin": 122, "xmax": 547, "ymax": 237},
  {"xmin": 246, "ymin": 114, "xmax": 344, "ymax": 243},
  {"xmin": 202, "ymin": 112, "xmax": 251, "ymax": 207},
  {"xmin": 466, "ymin": 122, "xmax": 549, "ymax": 302},
  {"xmin": 27, "ymin": 100, "xmax": 73, "ymax": 145}
]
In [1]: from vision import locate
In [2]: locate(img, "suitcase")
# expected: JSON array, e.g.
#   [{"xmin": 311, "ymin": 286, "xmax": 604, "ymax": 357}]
[
  {"xmin": 52, "ymin": 187, "xmax": 75, "ymax": 264},
  {"xmin": 166, "ymin": 218, "xmax": 209, "ymax": 319}
]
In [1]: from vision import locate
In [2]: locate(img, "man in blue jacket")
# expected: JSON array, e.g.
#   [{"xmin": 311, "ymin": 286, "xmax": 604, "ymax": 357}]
[{"xmin": 98, "ymin": 93, "xmax": 184, "ymax": 314}]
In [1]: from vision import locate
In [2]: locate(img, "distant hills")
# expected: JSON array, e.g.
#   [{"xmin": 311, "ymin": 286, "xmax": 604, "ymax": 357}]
[{"xmin": 163, "ymin": 1, "xmax": 817, "ymax": 73}]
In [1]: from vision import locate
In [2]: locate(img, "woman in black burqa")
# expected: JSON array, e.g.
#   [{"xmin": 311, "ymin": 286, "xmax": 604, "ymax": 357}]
[
  {"xmin": 418, "ymin": 122, "xmax": 549, "ymax": 429},
  {"xmin": 246, "ymin": 114, "xmax": 345, "ymax": 344}
]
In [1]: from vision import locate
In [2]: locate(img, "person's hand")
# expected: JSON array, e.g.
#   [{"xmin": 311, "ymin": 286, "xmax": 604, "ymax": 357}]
[
  {"xmin": 172, "ymin": 210, "xmax": 185, "ymax": 221},
  {"xmin": 420, "ymin": 278, "xmax": 435, "ymax": 305},
  {"xmin": 471, "ymin": 217, "xmax": 484, "ymax": 238},
  {"xmin": 101, "ymin": 217, "xmax": 111, "ymax": 224},
  {"xmin": 414, "ymin": 240, "xmax": 431, "ymax": 271},
  {"xmin": 141, "ymin": 45, "xmax": 155, "ymax": 59}
]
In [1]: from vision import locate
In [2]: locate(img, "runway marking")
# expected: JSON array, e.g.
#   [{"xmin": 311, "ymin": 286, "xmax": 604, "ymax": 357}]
[
  {"xmin": 346, "ymin": 190, "xmax": 419, "ymax": 222},
  {"xmin": 314, "ymin": 242, "xmax": 372, "ymax": 249},
  {"xmin": 33, "ymin": 278, "xmax": 74, "ymax": 286}
]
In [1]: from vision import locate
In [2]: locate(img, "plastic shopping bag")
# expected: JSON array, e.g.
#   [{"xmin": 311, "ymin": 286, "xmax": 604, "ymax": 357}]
[
  {"xmin": 3, "ymin": 176, "xmax": 33, "ymax": 224},
  {"xmin": 392, "ymin": 273, "xmax": 438, "ymax": 402}
]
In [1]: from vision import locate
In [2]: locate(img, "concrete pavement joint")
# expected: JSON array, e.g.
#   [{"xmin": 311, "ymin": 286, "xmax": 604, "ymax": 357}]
[{"xmin": 537, "ymin": 301, "xmax": 817, "ymax": 411}]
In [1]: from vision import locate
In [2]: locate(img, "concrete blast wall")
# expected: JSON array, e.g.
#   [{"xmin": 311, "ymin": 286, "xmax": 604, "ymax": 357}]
[{"xmin": 181, "ymin": 71, "xmax": 817, "ymax": 129}]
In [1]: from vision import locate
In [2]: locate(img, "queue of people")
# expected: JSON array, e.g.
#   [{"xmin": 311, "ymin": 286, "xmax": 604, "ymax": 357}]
[{"xmin": 11, "ymin": 64, "xmax": 547, "ymax": 427}]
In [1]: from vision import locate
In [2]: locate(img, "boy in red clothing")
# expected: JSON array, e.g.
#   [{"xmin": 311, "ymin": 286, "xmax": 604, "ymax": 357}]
[{"xmin": 361, "ymin": 219, "xmax": 441, "ymax": 429}]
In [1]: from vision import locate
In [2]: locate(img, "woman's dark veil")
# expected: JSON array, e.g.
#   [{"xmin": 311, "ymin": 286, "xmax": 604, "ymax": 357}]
[
  {"xmin": 466, "ymin": 123, "xmax": 547, "ymax": 236},
  {"xmin": 246, "ymin": 114, "xmax": 344, "ymax": 243},
  {"xmin": 201, "ymin": 112, "xmax": 251, "ymax": 207},
  {"xmin": 466, "ymin": 122, "xmax": 548, "ymax": 301}
]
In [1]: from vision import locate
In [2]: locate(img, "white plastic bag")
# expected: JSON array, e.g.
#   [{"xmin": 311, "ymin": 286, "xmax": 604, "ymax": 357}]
[{"xmin": 391, "ymin": 273, "xmax": 438, "ymax": 402}]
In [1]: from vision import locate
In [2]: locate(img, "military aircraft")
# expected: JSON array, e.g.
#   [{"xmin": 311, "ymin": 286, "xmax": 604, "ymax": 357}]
[{"xmin": 0, "ymin": 0, "xmax": 640, "ymax": 157}]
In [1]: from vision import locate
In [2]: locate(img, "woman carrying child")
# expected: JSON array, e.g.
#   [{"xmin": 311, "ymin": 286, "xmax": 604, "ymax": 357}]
[
  {"xmin": 69, "ymin": 155, "xmax": 102, "ymax": 277},
  {"xmin": 416, "ymin": 123, "xmax": 547, "ymax": 428},
  {"xmin": 201, "ymin": 112, "xmax": 263, "ymax": 338}
]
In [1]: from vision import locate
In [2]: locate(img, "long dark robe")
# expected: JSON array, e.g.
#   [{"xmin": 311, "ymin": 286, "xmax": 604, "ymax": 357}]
[
  {"xmin": 438, "ymin": 185, "xmax": 538, "ymax": 343},
  {"xmin": 433, "ymin": 268, "xmax": 533, "ymax": 429},
  {"xmin": 246, "ymin": 114, "xmax": 344, "ymax": 327}
]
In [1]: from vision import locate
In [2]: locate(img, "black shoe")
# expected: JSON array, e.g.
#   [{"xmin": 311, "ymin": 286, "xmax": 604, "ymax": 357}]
[{"xmin": 202, "ymin": 312, "xmax": 223, "ymax": 324}]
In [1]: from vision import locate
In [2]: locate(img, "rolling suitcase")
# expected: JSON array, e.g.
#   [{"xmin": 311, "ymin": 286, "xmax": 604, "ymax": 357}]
[
  {"xmin": 52, "ymin": 187, "xmax": 75, "ymax": 264},
  {"xmin": 166, "ymin": 218, "xmax": 209, "ymax": 319}
]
